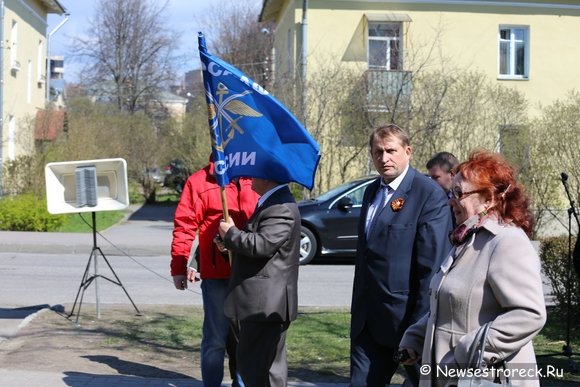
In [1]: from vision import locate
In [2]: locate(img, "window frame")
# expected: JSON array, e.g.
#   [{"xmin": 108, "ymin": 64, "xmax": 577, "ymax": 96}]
[
  {"xmin": 498, "ymin": 25, "xmax": 530, "ymax": 80},
  {"xmin": 367, "ymin": 21, "xmax": 403, "ymax": 71}
]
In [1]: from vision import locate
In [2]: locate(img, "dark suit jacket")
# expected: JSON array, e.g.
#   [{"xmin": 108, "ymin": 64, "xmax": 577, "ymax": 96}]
[
  {"xmin": 351, "ymin": 167, "xmax": 452, "ymax": 348},
  {"xmin": 223, "ymin": 186, "xmax": 300, "ymax": 323}
]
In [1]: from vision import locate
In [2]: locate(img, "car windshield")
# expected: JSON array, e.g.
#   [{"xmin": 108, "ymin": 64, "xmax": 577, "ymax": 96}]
[{"xmin": 315, "ymin": 179, "xmax": 369, "ymax": 202}]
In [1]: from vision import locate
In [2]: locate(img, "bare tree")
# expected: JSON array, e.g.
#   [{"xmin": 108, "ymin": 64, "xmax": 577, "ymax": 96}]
[
  {"xmin": 72, "ymin": 0, "xmax": 180, "ymax": 114},
  {"xmin": 530, "ymin": 91, "xmax": 580, "ymax": 235},
  {"xmin": 199, "ymin": 0, "xmax": 274, "ymax": 86}
]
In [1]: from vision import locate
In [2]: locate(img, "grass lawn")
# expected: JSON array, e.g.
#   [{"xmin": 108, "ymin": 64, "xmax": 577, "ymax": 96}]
[
  {"xmin": 70, "ymin": 306, "xmax": 579, "ymax": 385},
  {"xmin": 56, "ymin": 210, "xmax": 127, "ymax": 232},
  {"xmin": 534, "ymin": 308, "xmax": 580, "ymax": 385}
]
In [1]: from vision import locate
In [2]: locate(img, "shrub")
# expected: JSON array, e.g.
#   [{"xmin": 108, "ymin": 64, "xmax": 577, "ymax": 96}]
[
  {"xmin": 2, "ymin": 155, "xmax": 46, "ymax": 197},
  {"xmin": 539, "ymin": 235, "xmax": 580, "ymax": 324},
  {"xmin": 0, "ymin": 194, "xmax": 66, "ymax": 231}
]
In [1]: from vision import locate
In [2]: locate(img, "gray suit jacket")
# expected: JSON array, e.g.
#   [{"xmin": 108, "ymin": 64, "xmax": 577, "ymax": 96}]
[
  {"xmin": 400, "ymin": 217, "xmax": 547, "ymax": 387},
  {"xmin": 223, "ymin": 186, "xmax": 300, "ymax": 322}
]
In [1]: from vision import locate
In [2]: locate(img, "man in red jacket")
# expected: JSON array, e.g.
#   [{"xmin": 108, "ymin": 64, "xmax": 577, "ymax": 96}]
[{"xmin": 171, "ymin": 160, "xmax": 258, "ymax": 387}]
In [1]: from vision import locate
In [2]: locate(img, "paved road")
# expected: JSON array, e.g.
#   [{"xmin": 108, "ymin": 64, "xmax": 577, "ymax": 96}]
[{"xmin": 0, "ymin": 252, "xmax": 354, "ymax": 309}]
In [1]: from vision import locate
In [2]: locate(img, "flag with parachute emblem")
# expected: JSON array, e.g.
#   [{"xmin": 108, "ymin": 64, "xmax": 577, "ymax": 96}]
[{"xmin": 198, "ymin": 32, "xmax": 320, "ymax": 190}]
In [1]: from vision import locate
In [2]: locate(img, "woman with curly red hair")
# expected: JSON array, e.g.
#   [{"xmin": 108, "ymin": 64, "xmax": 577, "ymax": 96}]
[{"xmin": 399, "ymin": 150, "xmax": 547, "ymax": 387}]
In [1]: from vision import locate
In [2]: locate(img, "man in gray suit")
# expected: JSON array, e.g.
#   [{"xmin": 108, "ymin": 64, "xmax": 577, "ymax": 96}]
[
  {"xmin": 217, "ymin": 177, "xmax": 301, "ymax": 387},
  {"xmin": 350, "ymin": 124, "xmax": 453, "ymax": 386}
]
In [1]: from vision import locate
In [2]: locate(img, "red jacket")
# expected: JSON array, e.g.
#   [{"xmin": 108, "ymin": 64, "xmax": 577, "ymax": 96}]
[{"xmin": 170, "ymin": 163, "xmax": 259, "ymax": 279}]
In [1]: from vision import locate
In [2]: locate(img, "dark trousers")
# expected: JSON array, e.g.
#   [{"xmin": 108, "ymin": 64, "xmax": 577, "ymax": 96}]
[
  {"xmin": 226, "ymin": 321, "xmax": 240, "ymax": 385},
  {"xmin": 350, "ymin": 325, "xmax": 419, "ymax": 387},
  {"xmin": 237, "ymin": 320, "xmax": 290, "ymax": 387}
]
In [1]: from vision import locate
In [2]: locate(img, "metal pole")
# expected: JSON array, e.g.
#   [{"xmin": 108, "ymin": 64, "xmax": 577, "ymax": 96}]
[
  {"xmin": 300, "ymin": 0, "xmax": 308, "ymax": 124},
  {"xmin": 92, "ymin": 212, "xmax": 101, "ymax": 319}
]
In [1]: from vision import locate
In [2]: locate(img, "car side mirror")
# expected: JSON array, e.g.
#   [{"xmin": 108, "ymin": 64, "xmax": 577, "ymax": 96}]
[{"xmin": 337, "ymin": 196, "xmax": 354, "ymax": 211}]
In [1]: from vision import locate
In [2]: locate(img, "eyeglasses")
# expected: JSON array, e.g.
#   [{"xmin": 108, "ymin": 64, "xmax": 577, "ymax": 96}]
[{"xmin": 451, "ymin": 186, "xmax": 485, "ymax": 200}]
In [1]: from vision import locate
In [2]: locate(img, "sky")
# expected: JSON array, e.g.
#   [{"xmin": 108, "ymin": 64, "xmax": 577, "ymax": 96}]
[{"xmin": 47, "ymin": 0, "xmax": 263, "ymax": 84}]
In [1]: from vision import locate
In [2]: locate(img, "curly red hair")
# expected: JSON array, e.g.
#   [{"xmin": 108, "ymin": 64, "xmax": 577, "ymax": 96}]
[{"xmin": 455, "ymin": 150, "xmax": 534, "ymax": 235}]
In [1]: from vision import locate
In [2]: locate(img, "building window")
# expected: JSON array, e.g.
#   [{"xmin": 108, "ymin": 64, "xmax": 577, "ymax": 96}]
[
  {"xmin": 37, "ymin": 40, "xmax": 44, "ymax": 82},
  {"xmin": 368, "ymin": 22, "xmax": 401, "ymax": 70},
  {"xmin": 10, "ymin": 20, "xmax": 18, "ymax": 67},
  {"xmin": 499, "ymin": 26, "xmax": 529, "ymax": 79}
]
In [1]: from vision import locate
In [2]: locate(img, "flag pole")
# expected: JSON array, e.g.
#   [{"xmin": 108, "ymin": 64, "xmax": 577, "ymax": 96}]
[{"xmin": 220, "ymin": 187, "xmax": 233, "ymax": 265}]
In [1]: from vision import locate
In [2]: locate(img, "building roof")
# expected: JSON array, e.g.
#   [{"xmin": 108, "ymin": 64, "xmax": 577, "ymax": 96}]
[
  {"xmin": 35, "ymin": 110, "xmax": 66, "ymax": 141},
  {"xmin": 259, "ymin": 0, "xmax": 283, "ymax": 23},
  {"xmin": 40, "ymin": 0, "xmax": 67, "ymax": 14}
]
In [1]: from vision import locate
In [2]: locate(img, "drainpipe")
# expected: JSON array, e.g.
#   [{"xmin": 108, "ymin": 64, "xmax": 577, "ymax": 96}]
[
  {"xmin": 300, "ymin": 0, "xmax": 309, "ymax": 197},
  {"xmin": 0, "ymin": 0, "xmax": 5, "ymax": 197},
  {"xmin": 300, "ymin": 0, "xmax": 308, "ymax": 125},
  {"xmin": 46, "ymin": 12, "xmax": 69, "ymax": 102}
]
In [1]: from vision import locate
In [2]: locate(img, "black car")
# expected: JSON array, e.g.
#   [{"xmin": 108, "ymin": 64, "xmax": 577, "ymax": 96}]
[
  {"xmin": 163, "ymin": 159, "xmax": 190, "ymax": 194},
  {"xmin": 298, "ymin": 175, "xmax": 377, "ymax": 265}
]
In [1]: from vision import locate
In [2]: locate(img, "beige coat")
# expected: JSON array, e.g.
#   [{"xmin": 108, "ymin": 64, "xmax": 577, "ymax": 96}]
[{"xmin": 400, "ymin": 217, "xmax": 546, "ymax": 387}]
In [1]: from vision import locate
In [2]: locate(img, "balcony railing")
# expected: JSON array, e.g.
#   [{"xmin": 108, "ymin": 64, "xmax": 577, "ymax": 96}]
[{"xmin": 364, "ymin": 69, "xmax": 412, "ymax": 112}]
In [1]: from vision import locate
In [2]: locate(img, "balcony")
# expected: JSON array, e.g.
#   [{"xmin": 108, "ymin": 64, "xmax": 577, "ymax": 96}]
[{"xmin": 363, "ymin": 69, "xmax": 412, "ymax": 112}]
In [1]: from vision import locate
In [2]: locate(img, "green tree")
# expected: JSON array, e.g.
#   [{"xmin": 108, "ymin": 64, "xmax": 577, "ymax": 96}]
[
  {"xmin": 200, "ymin": 0, "xmax": 274, "ymax": 87},
  {"xmin": 48, "ymin": 97, "xmax": 163, "ymax": 202}
]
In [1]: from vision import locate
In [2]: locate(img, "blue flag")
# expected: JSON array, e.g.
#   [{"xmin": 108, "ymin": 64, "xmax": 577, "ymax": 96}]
[{"xmin": 198, "ymin": 33, "xmax": 320, "ymax": 190}]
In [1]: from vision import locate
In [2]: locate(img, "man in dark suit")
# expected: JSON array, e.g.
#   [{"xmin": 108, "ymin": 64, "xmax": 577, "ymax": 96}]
[
  {"xmin": 350, "ymin": 124, "xmax": 453, "ymax": 386},
  {"xmin": 217, "ymin": 178, "xmax": 301, "ymax": 387}
]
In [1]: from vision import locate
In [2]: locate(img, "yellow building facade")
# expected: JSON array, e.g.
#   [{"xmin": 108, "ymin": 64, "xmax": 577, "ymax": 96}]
[
  {"xmin": 1, "ymin": 0, "xmax": 65, "ymax": 171},
  {"xmin": 261, "ymin": 0, "xmax": 580, "ymax": 114},
  {"xmin": 260, "ymin": 0, "xmax": 580, "ymax": 195}
]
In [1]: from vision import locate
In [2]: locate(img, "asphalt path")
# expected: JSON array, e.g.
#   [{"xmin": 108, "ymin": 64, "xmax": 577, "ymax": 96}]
[{"xmin": 0, "ymin": 252, "xmax": 354, "ymax": 310}]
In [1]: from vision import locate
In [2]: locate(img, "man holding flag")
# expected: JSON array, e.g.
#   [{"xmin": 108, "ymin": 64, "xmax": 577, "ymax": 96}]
[
  {"xmin": 198, "ymin": 32, "xmax": 319, "ymax": 386},
  {"xmin": 218, "ymin": 178, "xmax": 301, "ymax": 386}
]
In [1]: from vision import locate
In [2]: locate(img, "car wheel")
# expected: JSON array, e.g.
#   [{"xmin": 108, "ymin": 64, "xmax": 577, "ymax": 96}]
[{"xmin": 299, "ymin": 226, "xmax": 317, "ymax": 265}]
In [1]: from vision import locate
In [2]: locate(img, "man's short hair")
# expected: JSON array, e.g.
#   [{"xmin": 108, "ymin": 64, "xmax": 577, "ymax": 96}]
[
  {"xmin": 369, "ymin": 124, "xmax": 410, "ymax": 148},
  {"xmin": 426, "ymin": 152, "xmax": 458, "ymax": 173}
]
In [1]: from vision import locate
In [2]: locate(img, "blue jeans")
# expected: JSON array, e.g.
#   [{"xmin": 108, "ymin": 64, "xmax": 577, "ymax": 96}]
[{"xmin": 201, "ymin": 279, "xmax": 244, "ymax": 387}]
